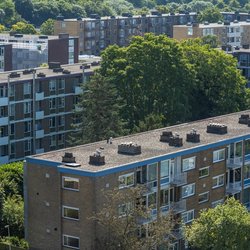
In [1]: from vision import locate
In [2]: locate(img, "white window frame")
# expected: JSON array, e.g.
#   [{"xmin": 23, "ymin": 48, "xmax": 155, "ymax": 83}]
[
  {"xmin": 62, "ymin": 205, "xmax": 79, "ymax": 221},
  {"xmin": 49, "ymin": 79, "xmax": 56, "ymax": 91},
  {"xmin": 182, "ymin": 156, "xmax": 196, "ymax": 171},
  {"xmin": 50, "ymin": 135, "xmax": 56, "ymax": 147},
  {"xmin": 181, "ymin": 183, "xmax": 195, "ymax": 198},
  {"xmin": 23, "ymin": 82, "xmax": 31, "ymax": 95},
  {"xmin": 63, "ymin": 234, "xmax": 80, "ymax": 249},
  {"xmin": 62, "ymin": 177, "xmax": 79, "ymax": 191},
  {"xmin": 198, "ymin": 191, "xmax": 209, "ymax": 204},
  {"xmin": 24, "ymin": 121, "xmax": 31, "ymax": 133},
  {"xmin": 181, "ymin": 209, "xmax": 194, "ymax": 224},
  {"xmin": 199, "ymin": 166, "xmax": 209, "ymax": 178},
  {"xmin": 58, "ymin": 97, "xmax": 65, "ymax": 108},
  {"xmin": 119, "ymin": 173, "xmax": 134, "ymax": 189},
  {"xmin": 213, "ymin": 149, "xmax": 225, "ymax": 163},
  {"xmin": 212, "ymin": 174, "xmax": 224, "ymax": 189},
  {"xmin": 24, "ymin": 140, "xmax": 31, "ymax": 152},
  {"xmin": 24, "ymin": 101, "xmax": 32, "ymax": 114}
]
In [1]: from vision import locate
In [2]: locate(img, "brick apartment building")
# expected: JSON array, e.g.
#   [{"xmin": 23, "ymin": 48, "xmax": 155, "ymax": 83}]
[
  {"xmin": 25, "ymin": 110, "xmax": 250, "ymax": 249},
  {"xmin": 173, "ymin": 20, "xmax": 250, "ymax": 48},
  {"xmin": 0, "ymin": 33, "xmax": 78, "ymax": 72},
  {"xmin": 54, "ymin": 11, "xmax": 250, "ymax": 55},
  {"xmin": 0, "ymin": 60, "xmax": 99, "ymax": 164}
]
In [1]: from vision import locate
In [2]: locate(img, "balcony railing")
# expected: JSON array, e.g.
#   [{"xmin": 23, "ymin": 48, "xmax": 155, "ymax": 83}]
[
  {"xmin": 35, "ymin": 92, "xmax": 44, "ymax": 101},
  {"xmin": 170, "ymin": 172, "xmax": 187, "ymax": 187},
  {"xmin": 170, "ymin": 199, "xmax": 186, "ymax": 214},
  {"xmin": 0, "ymin": 97, "xmax": 8, "ymax": 106},
  {"xmin": 35, "ymin": 129, "xmax": 44, "ymax": 139},
  {"xmin": 226, "ymin": 157, "xmax": 242, "ymax": 169},
  {"xmin": 226, "ymin": 181, "xmax": 242, "ymax": 194},
  {"xmin": 0, "ymin": 136, "xmax": 8, "ymax": 146},
  {"xmin": 35, "ymin": 110, "xmax": 44, "ymax": 120},
  {"xmin": 0, "ymin": 116, "xmax": 8, "ymax": 126}
]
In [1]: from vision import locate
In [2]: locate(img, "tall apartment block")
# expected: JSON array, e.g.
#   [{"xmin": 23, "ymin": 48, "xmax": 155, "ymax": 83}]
[
  {"xmin": 54, "ymin": 11, "xmax": 250, "ymax": 55},
  {"xmin": 173, "ymin": 20, "xmax": 250, "ymax": 48},
  {"xmin": 25, "ymin": 111, "xmax": 250, "ymax": 249},
  {"xmin": 0, "ymin": 33, "xmax": 78, "ymax": 72},
  {"xmin": 0, "ymin": 60, "xmax": 99, "ymax": 164}
]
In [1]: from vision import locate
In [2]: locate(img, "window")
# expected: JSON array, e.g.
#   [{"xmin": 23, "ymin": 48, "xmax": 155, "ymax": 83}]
[
  {"xmin": 58, "ymin": 116, "xmax": 65, "ymax": 126},
  {"xmin": 24, "ymin": 101, "xmax": 32, "ymax": 114},
  {"xmin": 23, "ymin": 82, "xmax": 31, "ymax": 95},
  {"xmin": 182, "ymin": 156, "xmax": 196, "ymax": 171},
  {"xmin": 211, "ymin": 199, "xmax": 224, "ymax": 208},
  {"xmin": 62, "ymin": 177, "xmax": 79, "ymax": 191},
  {"xmin": 119, "ymin": 173, "xmax": 134, "ymax": 189},
  {"xmin": 49, "ymin": 80, "xmax": 56, "ymax": 91},
  {"xmin": 58, "ymin": 134, "xmax": 65, "ymax": 145},
  {"xmin": 0, "ymin": 86, "xmax": 7, "ymax": 97},
  {"xmin": 9, "ymin": 104, "xmax": 15, "ymax": 116},
  {"xmin": 10, "ymin": 124, "xmax": 15, "ymax": 135},
  {"xmin": 58, "ymin": 79, "xmax": 65, "ymax": 90},
  {"xmin": 182, "ymin": 183, "xmax": 195, "ymax": 198},
  {"xmin": 182, "ymin": 210, "xmax": 194, "ymax": 224},
  {"xmin": 212, "ymin": 174, "xmax": 224, "ymax": 188},
  {"xmin": 118, "ymin": 202, "xmax": 132, "ymax": 217},
  {"xmin": 49, "ymin": 117, "xmax": 56, "ymax": 128},
  {"xmin": 24, "ymin": 140, "xmax": 31, "ymax": 152},
  {"xmin": 245, "ymin": 139, "xmax": 250, "ymax": 155},
  {"xmin": 50, "ymin": 135, "xmax": 56, "ymax": 147},
  {"xmin": 49, "ymin": 98, "xmax": 56, "ymax": 109},
  {"xmin": 63, "ymin": 235, "xmax": 79, "ymax": 249},
  {"xmin": 58, "ymin": 97, "xmax": 65, "ymax": 108},
  {"xmin": 198, "ymin": 192, "xmax": 209, "ymax": 203},
  {"xmin": 199, "ymin": 166, "xmax": 209, "ymax": 178},
  {"xmin": 187, "ymin": 27, "xmax": 193, "ymax": 35},
  {"xmin": 147, "ymin": 163, "xmax": 157, "ymax": 181},
  {"xmin": 63, "ymin": 206, "xmax": 79, "ymax": 220},
  {"xmin": 24, "ymin": 121, "xmax": 31, "ymax": 133},
  {"xmin": 9, "ymin": 85, "xmax": 14, "ymax": 97},
  {"xmin": 213, "ymin": 149, "xmax": 225, "ymax": 163},
  {"xmin": 244, "ymin": 165, "xmax": 250, "ymax": 180},
  {"xmin": 160, "ymin": 160, "xmax": 170, "ymax": 178}
]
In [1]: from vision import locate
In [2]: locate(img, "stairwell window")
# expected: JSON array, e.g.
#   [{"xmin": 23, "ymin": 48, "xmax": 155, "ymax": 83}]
[
  {"xmin": 63, "ymin": 206, "xmax": 79, "ymax": 220},
  {"xmin": 182, "ymin": 156, "xmax": 196, "ymax": 171},
  {"xmin": 213, "ymin": 149, "xmax": 225, "ymax": 163},
  {"xmin": 62, "ymin": 177, "xmax": 79, "ymax": 191},
  {"xmin": 119, "ymin": 173, "xmax": 134, "ymax": 189}
]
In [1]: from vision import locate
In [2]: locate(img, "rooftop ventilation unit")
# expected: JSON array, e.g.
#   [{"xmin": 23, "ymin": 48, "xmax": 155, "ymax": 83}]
[
  {"xmin": 90, "ymin": 13, "xmax": 99, "ymax": 19},
  {"xmin": 110, "ymin": 16, "xmax": 116, "ymax": 19},
  {"xmin": 9, "ymin": 72, "xmax": 20, "ymax": 78},
  {"xmin": 204, "ymin": 21, "xmax": 209, "ymax": 25},
  {"xmin": 169, "ymin": 133, "xmax": 183, "ymax": 147},
  {"xmin": 62, "ymin": 152, "xmax": 76, "ymax": 163},
  {"xmin": 39, "ymin": 35, "xmax": 48, "ymax": 39},
  {"xmin": 207, "ymin": 123, "xmax": 227, "ymax": 134},
  {"xmin": 239, "ymin": 114, "xmax": 249, "ymax": 124},
  {"xmin": 186, "ymin": 129, "xmax": 200, "ymax": 143},
  {"xmin": 118, "ymin": 142, "xmax": 141, "ymax": 155},
  {"xmin": 80, "ymin": 64, "xmax": 91, "ymax": 70},
  {"xmin": 49, "ymin": 62, "xmax": 61, "ymax": 69},
  {"xmin": 23, "ymin": 69, "xmax": 35, "ymax": 75},
  {"xmin": 91, "ymin": 61, "xmax": 100, "ymax": 66},
  {"xmin": 224, "ymin": 21, "xmax": 230, "ymax": 25},
  {"xmin": 218, "ymin": 20, "xmax": 223, "ymax": 24},
  {"xmin": 14, "ymin": 34, "xmax": 23, "ymax": 38},
  {"xmin": 53, "ymin": 67, "xmax": 63, "ymax": 73},
  {"xmin": 233, "ymin": 19, "xmax": 239, "ymax": 23},
  {"xmin": 160, "ymin": 131, "xmax": 173, "ymax": 143},
  {"xmin": 62, "ymin": 69, "xmax": 71, "ymax": 74},
  {"xmin": 151, "ymin": 10, "xmax": 159, "ymax": 16},
  {"xmin": 242, "ymin": 44, "xmax": 250, "ymax": 49},
  {"xmin": 89, "ymin": 149, "xmax": 105, "ymax": 165},
  {"xmin": 37, "ymin": 72, "xmax": 46, "ymax": 78}
]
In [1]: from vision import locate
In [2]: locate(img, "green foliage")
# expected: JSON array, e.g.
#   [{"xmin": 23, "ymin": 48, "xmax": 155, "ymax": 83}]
[
  {"xmin": 0, "ymin": 236, "xmax": 29, "ymax": 249},
  {"xmin": 197, "ymin": 7, "xmax": 224, "ymax": 23},
  {"xmin": 71, "ymin": 72, "xmax": 125, "ymax": 144},
  {"xmin": 0, "ymin": 24, "xmax": 6, "ymax": 32},
  {"xmin": 201, "ymin": 35, "xmax": 219, "ymax": 48},
  {"xmin": 185, "ymin": 198, "xmax": 250, "ymax": 250},
  {"xmin": 40, "ymin": 18, "xmax": 54, "ymax": 35},
  {"xmin": 11, "ymin": 21, "xmax": 37, "ymax": 34}
]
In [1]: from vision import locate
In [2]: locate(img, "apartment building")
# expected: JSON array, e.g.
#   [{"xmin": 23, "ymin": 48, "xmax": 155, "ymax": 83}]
[
  {"xmin": 54, "ymin": 11, "xmax": 250, "ymax": 55},
  {"xmin": 0, "ymin": 60, "xmax": 99, "ymax": 164},
  {"xmin": 0, "ymin": 33, "xmax": 78, "ymax": 72},
  {"xmin": 25, "ymin": 110, "xmax": 250, "ymax": 249},
  {"xmin": 173, "ymin": 20, "xmax": 250, "ymax": 48}
]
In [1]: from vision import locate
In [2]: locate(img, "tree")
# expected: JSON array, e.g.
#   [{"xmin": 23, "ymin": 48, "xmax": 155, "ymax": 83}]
[
  {"xmin": 13, "ymin": 0, "xmax": 34, "ymax": 23},
  {"xmin": 197, "ymin": 7, "xmax": 224, "ymax": 23},
  {"xmin": 92, "ymin": 187, "xmax": 177, "ymax": 250},
  {"xmin": 185, "ymin": 198, "xmax": 250, "ymax": 250},
  {"xmin": 0, "ymin": 24, "xmax": 5, "ymax": 32},
  {"xmin": 201, "ymin": 35, "xmax": 219, "ymax": 48},
  {"xmin": 40, "ymin": 18, "xmax": 54, "ymax": 35},
  {"xmin": 71, "ymin": 72, "xmax": 125, "ymax": 144},
  {"xmin": 11, "ymin": 21, "xmax": 37, "ymax": 34}
]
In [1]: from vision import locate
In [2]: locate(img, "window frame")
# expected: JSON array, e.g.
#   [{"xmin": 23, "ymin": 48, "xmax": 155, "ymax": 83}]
[
  {"xmin": 182, "ymin": 156, "xmax": 196, "ymax": 172},
  {"xmin": 212, "ymin": 174, "xmax": 224, "ymax": 189},
  {"xmin": 199, "ymin": 166, "xmax": 209, "ymax": 178},
  {"xmin": 198, "ymin": 191, "xmax": 209, "ymax": 204},
  {"xmin": 63, "ymin": 234, "xmax": 80, "ymax": 249},
  {"xmin": 181, "ymin": 209, "xmax": 194, "ymax": 224},
  {"xmin": 181, "ymin": 183, "xmax": 195, "ymax": 198},
  {"xmin": 119, "ymin": 173, "xmax": 134, "ymax": 189},
  {"xmin": 62, "ymin": 205, "xmax": 79, "ymax": 221},
  {"xmin": 62, "ymin": 176, "xmax": 79, "ymax": 191},
  {"xmin": 213, "ymin": 149, "xmax": 225, "ymax": 163}
]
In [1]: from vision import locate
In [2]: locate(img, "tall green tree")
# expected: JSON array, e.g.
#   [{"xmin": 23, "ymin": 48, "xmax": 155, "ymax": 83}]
[
  {"xmin": 40, "ymin": 18, "xmax": 54, "ymax": 35},
  {"xmin": 185, "ymin": 198, "xmax": 250, "ymax": 250},
  {"xmin": 71, "ymin": 72, "xmax": 125, "ymax": 144},
  {"xmin": 197, "ymin": 7, "xmax": 224, "ymax": 23}
]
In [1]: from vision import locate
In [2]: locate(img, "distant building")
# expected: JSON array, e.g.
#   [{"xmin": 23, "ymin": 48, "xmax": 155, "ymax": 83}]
[
  {"xmin": 53, "ymin": 11, "xmax": 250, "ymax": 55},
  {"xmin": 0, "ymin": 33, "xmax": 78, "ymax": 71},
  {"xmin": 0, "ymin": 60, "xmax": 99, "ymax": 164},
  {"xmin": 173, "ymin": 20, "xmax": 250, "ymax": 48},
  {"xmin": 25, "ymin": 110, "xmax": 250, "ymax": 249}
]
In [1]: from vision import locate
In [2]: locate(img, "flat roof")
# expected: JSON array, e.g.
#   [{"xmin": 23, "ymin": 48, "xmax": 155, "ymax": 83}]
[
  {"xmin": 0, "ymin": 59, "xmax": 100, "ymax": 84},
  {"xmin": 29, "ymin": 110, "xmax": 250, "ymax": 172},
  {"xmin": 174, "ymin": 21, "xmax": 250, "ymax": 28}
]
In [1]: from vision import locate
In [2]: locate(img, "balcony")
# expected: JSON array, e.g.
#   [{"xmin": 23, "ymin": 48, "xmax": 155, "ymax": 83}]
[
  {"xmin": 36, "ymin": 111, "xmax": 44, "ymax": 120},
  {"xmin": 35, "ymin": 148, "xmax": 44, "ymax": 154},
  {"xmin": 170, "ymin": 199, "xmax": 186, "ymax": 214},
  {"xmin": 226, "ymin": 181, "xmax": 242, "ymax": 195},
  {"xmin": 35, "ymin": 92, "xmax": 44, "ymax": 101},
  {"xmin": 226, "ymin": 157, "xmax": 242, "ymax": 169},
  {"xmin": 74, "ymin": 86, "xmax": 83, "ymax": 95},
  {"xmin": 0, "ymin": 116, "xmax": 8, "ymax": 126},
  {"xmin": 0, "ymin": 155, "xmax": 8, "ymax": 164},
  {"xmin": 0, "ymin": 136, "xmax": 8, "ymax": 146},
  {"xmin": 0, "ymin": 97, "xmax": 8, "ymax": 106},
  {"xmin": 35, "ymin": 129, "xmax": 44, "ymax": 139},
  {"xmin": 170, "ymin": 172, "xmax": 187, "ymax": 187}
]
